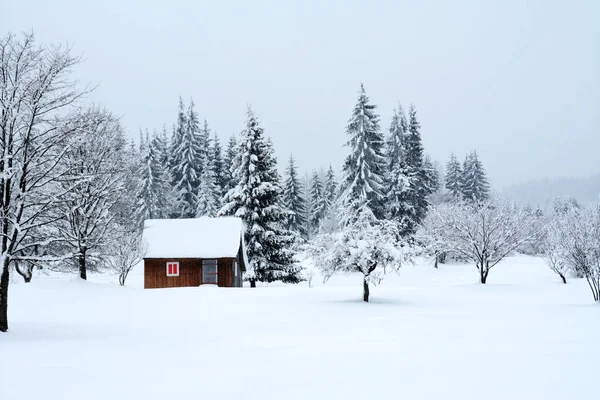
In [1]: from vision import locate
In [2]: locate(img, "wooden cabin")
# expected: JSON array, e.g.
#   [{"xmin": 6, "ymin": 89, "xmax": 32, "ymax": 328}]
[{"xmin": 142, "ymin": 217, "xmax": 247, "ymax": 289}]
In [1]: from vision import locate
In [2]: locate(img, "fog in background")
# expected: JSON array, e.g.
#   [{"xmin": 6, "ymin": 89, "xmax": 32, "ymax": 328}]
[{"xmin": 3, "ymin": 0, "xmax": 599, "ymax": 189}]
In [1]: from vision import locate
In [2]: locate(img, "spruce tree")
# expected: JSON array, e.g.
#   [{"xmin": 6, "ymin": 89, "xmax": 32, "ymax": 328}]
[
  {"xmin": 223, "ymin": 135, "xmax": 238, "ymax": 194},
  {"xmin": 384, "ymin": 106, "xmax": 412, "ymax": 226},
  {"xmin": 399, "ymin": 104, "xmax": 431, "ymax": 235},
  {"xmin": 196, "ymin": 153, "xmax": 219, "ymax": 217},
  {"xmin": 461, "ymin": 151, "xmax": 490, "ymax": 203},
  {"xmin": 423, "ymin": 155, "xmax": 441, "ymax": 194},
  {"xmin": 445, "ymin": 153, "xmax": 463, "ymax": 201},
  {"xmin": 283, "ymin": 154, "xmax": 308, "ymax": 238},
  {"xmin": 323, "ymin": 164, "xmax": 338, "ymax": 211},
  {"xmin": 218, "ymin": 108, "xmax": 301, "ymax": 286},
  {"xmin": 169, "ymin": 97, "xmax": 187, "ymax": 175},
  {"xmin": 170, "ymin": 99, "xmax": 201, "ymax": 218},
  {"xmin": 212, "ymin": 133, "xmax": 227, "ymax": 200},
  {"xmin": 309, "ymin": 170, "xmax": 327, "ymax": 234},
  {"xmin": 136, "ymin": 131, "xmax": 176, "ymax": 224},
  {"xmin": 197, "ymin": 120, "xmax": 211, "ymax": 177},
  {"xmin": 340, "ymin": 84, "xmax": 387, "ymax": 221}
]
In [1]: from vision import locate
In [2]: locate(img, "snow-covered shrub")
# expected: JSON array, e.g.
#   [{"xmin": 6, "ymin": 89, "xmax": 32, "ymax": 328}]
[
  {"xmin": 308, "ymin": 204, "xmax": 410, "ymax": 302},
  {"xmin": 546, "ymin": 203, "xmax": 600, "ymax": 301},
  {"xmin": 419, "ymin": 198, "xmax": 542, "ymax": 284},
  {"xmin": 107, "ymin": 231, "xmax": 146, "ymax": 286}
]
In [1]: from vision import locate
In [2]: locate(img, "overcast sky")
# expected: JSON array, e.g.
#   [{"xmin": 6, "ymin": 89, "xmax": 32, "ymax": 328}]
[{"xmin": 3, "ymin": 0, "xmax": 599, "ymax": 187}]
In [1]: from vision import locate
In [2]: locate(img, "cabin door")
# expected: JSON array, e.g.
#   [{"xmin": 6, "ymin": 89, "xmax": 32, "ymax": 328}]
[{"xmin": 202, "ymin": 259, "xmax": 218, "ymax": 285}]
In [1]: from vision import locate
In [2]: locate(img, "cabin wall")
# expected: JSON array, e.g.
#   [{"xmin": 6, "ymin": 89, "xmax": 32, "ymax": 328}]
[{"xmin": 144, "ymin": 258, "xmax": 237, "ymax": 289}]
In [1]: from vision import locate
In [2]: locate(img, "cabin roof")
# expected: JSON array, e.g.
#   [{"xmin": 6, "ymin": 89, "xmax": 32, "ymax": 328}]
[{"xmin": 142, "ymin": 217, "xmax": 246, "ymax": 260}]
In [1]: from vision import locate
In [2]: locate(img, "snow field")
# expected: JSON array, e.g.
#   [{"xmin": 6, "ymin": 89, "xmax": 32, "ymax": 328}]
[{"xmin": 1, "ymin": 256, "xmax": 598, "ymax": 400}]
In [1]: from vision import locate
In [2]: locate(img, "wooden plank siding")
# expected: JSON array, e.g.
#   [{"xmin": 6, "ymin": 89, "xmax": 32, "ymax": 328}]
[{"xmin": 144, "ymin": 258, "xmax": 239, "ymax": 289}]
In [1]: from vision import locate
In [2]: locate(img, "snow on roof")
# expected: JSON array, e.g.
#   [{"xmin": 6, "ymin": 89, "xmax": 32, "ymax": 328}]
[{"xmin": 143, "ymin": 217, "xmax": 244, "ymax": 259}]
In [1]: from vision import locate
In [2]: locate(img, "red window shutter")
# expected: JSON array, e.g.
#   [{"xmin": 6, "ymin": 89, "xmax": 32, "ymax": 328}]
[{"xmin": 167, "ymin": 262, "xmax": 178, "ymax": 276}]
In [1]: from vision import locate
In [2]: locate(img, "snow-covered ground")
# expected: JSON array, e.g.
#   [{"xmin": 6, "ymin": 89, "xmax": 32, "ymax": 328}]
[{"xmin": 1, "ymin": 256, "xmax": 598, "ymax": 400}]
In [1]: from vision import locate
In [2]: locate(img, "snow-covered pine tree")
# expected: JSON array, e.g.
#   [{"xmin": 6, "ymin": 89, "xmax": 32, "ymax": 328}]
[
  {"xmin": 195, "ymin": 120, "xmax": 220, "ymax": 216},
  {"xmin": 223, "ymin": 135, "xmax": 238, "ymax": 195},
  {"xmin": 283, "ymin": 154, "xmax": 308, "ymax": 238},
  {"xmin": 323, "ymin": 164, "xmax": 338, "ymax": 212},
  {"xmin": 196, "ymin": 154, "xmax": 219, "ymax": 217},
  {"xmin": 399, "ymin": 104, "xmax": 431, "ymax": 235},
  {"xmin": 218, "ymin": 108, "xmax": 301, "ymax": 286},
  {"xmin": 461, "ymin": 151, "xmax": 490, "ymax": 203},
  {"xmin": 157, "ymin": 126, "xmax": 171, "ymax": 166},
  {"xmin": 445, "ymin": 153, "xmax": 463, "ymax": 201},
  {"xmin": 339, "ymin": 84, "xmax": 387, "ymax": 221},
  {"xmin": 211, "ymin": 133, "xmax": 227, "ymax": 200},
  {"xmin": 423, "ymin": 155, "xmax": 441, "ymax": 194},
  {"xmin": 169, "ymin": 98, "xmax": 201, "ymax": 217},
  {"xmin": 384, "ymin": 106, "xmax": 412, "ymax": 227},
  {"xmin": 197, "ymin": 119, "xmax": 211, "ymax": 176},
  {"xmin": 169, "ymin": 97, "xmax": 187, "ymax": 174},
  {"xmin": 136, "ymin": 130, "xmax": 176, "ymax": 224},
  {"xmin": 309, "ymin": 170, "xmax": 327, "ymax": 234}
]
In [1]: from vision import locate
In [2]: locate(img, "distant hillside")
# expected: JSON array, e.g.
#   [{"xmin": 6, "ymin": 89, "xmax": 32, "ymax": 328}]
[{"xmin": 503, "ymin": 174, "xmax": 600, "ymax": 206}]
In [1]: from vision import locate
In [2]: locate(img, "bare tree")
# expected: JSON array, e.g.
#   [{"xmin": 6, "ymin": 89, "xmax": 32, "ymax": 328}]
[
  {"xmin": 549, "ymin": 203, "xmax": 600, "ymax": 301},
  {"xmin": 420, "ymin": 199, "xmax": 542, "ymax": 284},
  {"xmin": 55, "ymin": 107, "xmax": 128, "ymax": 280},
  {"xmin": 107, "ymin": 230, "xmax": 146, "ymax": 286},
  {"xmin": 540, "ymin": 222, "xmax": 569, "ymax": 284},
  {"xmin": 0, "ymin": 32, "xmax": 89, "ymax": 332}
]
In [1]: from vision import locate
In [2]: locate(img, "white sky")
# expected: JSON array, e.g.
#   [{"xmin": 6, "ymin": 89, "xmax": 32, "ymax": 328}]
[{"xmin": 3, "ymin": 0, "xmax": 599, "ymax": 187}]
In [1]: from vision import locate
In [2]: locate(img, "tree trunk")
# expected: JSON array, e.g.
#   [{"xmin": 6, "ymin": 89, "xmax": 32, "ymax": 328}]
[
  {"xmin": 79, "ymin": 247, "xmax": 87, "ymax": 280},
  {"xmin": 559, "ymin": 272, "xmax": 567, "ymax": 284},
  {"xmin": 15, "ymin": 264, "xmax": 32, "ymax": 283},
  {"xmin": 363, "ymin": 277, "xmax": 370, "ymax": 302},
  {"xmin": 479, "ymin": 265, "xmax": 488, "ymax": 284},
  {"xmin": 434, "ymin": 256, "xmax": 439, "ymax": 269},
  {"xmin": 0, "ymin": 262, "xmax": 9, "ymax": 332},
  {"xmin": 439, "ymin": 252, "xmax": 447, "ymax": 264},
  {"xmin": 250, "ymin": 279, "xmax": 256, "ymax": 288}
]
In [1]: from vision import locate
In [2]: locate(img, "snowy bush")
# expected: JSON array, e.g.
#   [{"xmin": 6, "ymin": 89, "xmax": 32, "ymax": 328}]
[
  {"xmin": 545, "ymin": 203, "xmax": 600, "ymax": 301},
  {"xmin": 107, "ymin": 231, "xmax": 146, "ymax": 286},
  {"xmin": 308, "ymin": 204, "xmax": 411, "ymax": 302},
  {"xmin": 419, "ymin": 199, "xmax": 542, "ymax": 284}
]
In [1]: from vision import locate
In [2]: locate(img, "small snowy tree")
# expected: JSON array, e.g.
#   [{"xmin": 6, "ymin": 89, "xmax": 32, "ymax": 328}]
[
  {"xmin": 282, "ymin": 154, "xmax": 308, "ymax": 239},
  {"xmin": 540, "ymin": 225, "xmax": 569, "ymax": 284},
  {"xmin": 445, "ymin": 153, "xmax": 462, "ymax": 201},
  {"xmin": 323, "ymin": 164, "xmax": 338, "ymax": 211},
  {"xmin": 212, "ymin": 133, "xmax": 227, "ymax": 199},
  {"xmin": 223, "ymin": 135, "xmax": 238, "ymax": 195},
  {"xmin": 309, "ymin": 170, "xmax": 327, "ymax": 234},
  {"xmin": 309, "ymin": 202, "xmax": 409, "ymax": 302},
  {"xmin": 107, "ymin": 230, "xmax": 146, "ymax": 286},
  {"xmin": 548, "ymin": 203, "xmax": 600, "ymax": 301},
  {"xmin": 420, "ymin": 199, "xmax": 541, "ymax": 284},
  {"xmin": 461, "ymin": 151, "xmax": 490, "ymax": 203}
]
